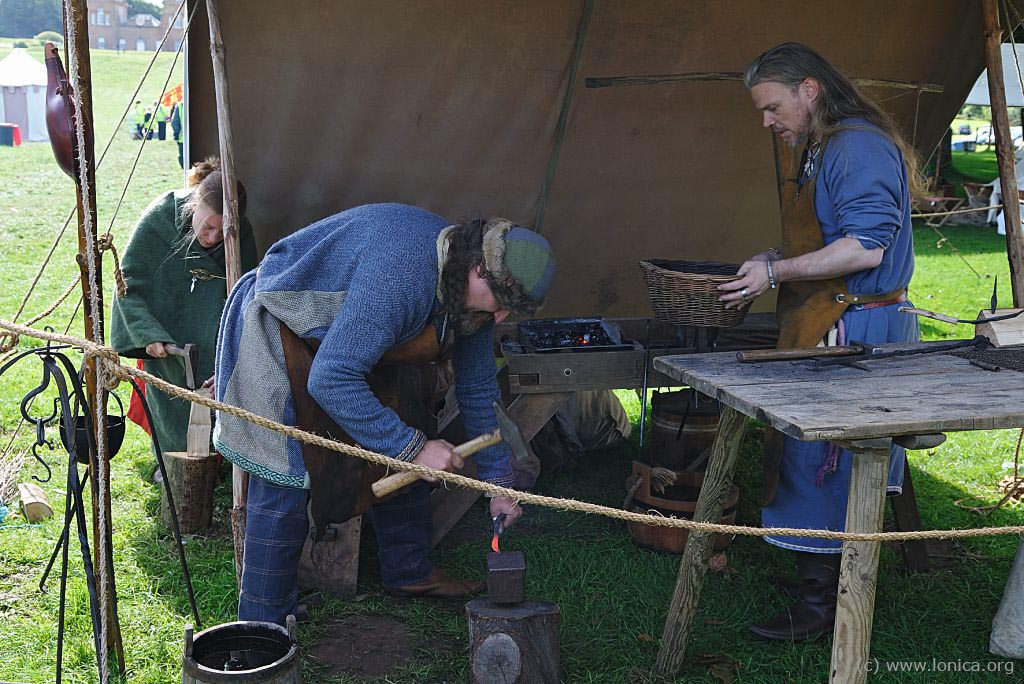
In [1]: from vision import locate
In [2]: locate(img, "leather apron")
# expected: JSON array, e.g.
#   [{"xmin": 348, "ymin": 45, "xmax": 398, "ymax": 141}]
[
  {"xmin": 762, "ymin": 136, "xmax": 905, "ymax": 504},
  {"xmin": 279, "ymin": 320, "xmax": 454, "ymax": 539}
]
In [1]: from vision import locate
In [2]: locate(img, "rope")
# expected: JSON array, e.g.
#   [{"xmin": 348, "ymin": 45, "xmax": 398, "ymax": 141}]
[
  {"xmin": 1003, "ymin": 0, "xmax": 1024, "ymax": 113},
  {"xmin": 924, "ymin": 222, "xmax": 984, "ymax": 278},
  {"xmin": 5, "ymin": 318, "xmax": 1024, "ymax": 544},
  {"xmin": 103, "ymin": 0, "xmax": 193, "ymax": 242},
  {"xmin": 913, "ymin": 203, "xmax": 1003, "ymax": 218},
  {"xmin": 96, "ymin": 236, "xmax": 126, "ymax": 297},
  {"xmin": 64, "ymin": 3, "xmax": 109, "ymax": 680},
  {"xmin": 1, "ymin": 0, "xmax": 188, "ymax": 358}
]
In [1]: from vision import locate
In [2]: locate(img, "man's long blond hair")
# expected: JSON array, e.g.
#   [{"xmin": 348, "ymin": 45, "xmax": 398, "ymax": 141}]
[{"xmin": 745, "ymin": 42, "xmax": 925, "ymax": 198}]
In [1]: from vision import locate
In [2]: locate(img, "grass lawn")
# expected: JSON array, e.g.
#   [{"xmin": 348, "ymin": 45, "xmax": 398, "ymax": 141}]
[{"xmin": 2, "ymin": 46, "xmax": 1024, "ymax": 683}]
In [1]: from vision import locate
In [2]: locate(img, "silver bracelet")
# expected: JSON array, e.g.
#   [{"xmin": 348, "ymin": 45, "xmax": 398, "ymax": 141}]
[
  {"xmin": 766, "ymin": 259, "xmax": 777, "ymax": 289},
  {"xmin": 768, "ymin": 247, "xmax": 783, "ymax": 260}
]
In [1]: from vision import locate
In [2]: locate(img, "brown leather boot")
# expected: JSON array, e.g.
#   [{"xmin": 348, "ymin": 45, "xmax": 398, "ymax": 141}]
[
  {"xmin": 750, "ymin": 551, "xmax": 840, "ymax": 641},
  {"xmin": 384, "ymin": 568, "xmax": 484, "ymax": 599}
]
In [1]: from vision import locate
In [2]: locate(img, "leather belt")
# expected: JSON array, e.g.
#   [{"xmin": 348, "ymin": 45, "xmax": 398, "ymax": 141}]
[{"xmin": 834, "ymin": 289, "xmax": 907, "ymax": 308}]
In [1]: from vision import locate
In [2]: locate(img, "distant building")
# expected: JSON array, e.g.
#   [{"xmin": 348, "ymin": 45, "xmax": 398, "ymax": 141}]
[{"xmin": 88, "ymin": 0, "xmax": 186, "ymax": 53}]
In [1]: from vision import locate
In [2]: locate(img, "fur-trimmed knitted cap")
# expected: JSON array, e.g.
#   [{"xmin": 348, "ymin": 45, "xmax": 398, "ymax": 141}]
[{"xmin": 480, "ymin": 219, "xmax": 555, "ymax": 317}]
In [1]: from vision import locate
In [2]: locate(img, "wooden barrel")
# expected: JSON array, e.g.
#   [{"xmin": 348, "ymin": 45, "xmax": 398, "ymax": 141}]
[
  {"xmin": 626, "ymin": 461, "xmax": 739, "ymax": 554},
  {"xmin": 648, "ymin": 389, "xmax": 719, "ymax": 470},
  {"xmin": 182, "ymin": 617, "xmax": 302, "ymax": 683}
]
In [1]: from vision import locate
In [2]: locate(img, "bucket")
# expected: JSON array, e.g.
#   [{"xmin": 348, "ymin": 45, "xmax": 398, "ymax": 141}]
[
  {"xmin": 626, "ymin": 461, "xmax": 738, "ymax": 554},
  {"xmin": 59, "ymin": 391, "xmax": 126, "ymax": 464},
  {"xmin": 649, "ymin": 389, "xmax": 719, "ymax": 470},
  {"xmin": 182, "ymin": 616, "xmax": 302, "ymax": 683}
]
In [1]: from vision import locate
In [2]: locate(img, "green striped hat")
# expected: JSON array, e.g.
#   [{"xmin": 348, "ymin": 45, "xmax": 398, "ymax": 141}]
[{"xmin": 481, "ymin": 219, "xmax": 556, "ymax": 316}]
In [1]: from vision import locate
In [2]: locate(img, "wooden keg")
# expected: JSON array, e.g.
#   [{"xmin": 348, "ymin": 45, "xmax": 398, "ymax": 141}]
[
  {"xmin": 648, "ymin": 389, "xmax": 720, "ymax": 470},
  {"xmin": 182, "ymin": 616, "xmax": 301, "ymax": 683},
  {"xmin": 626, "ymin": 461, "xmax": 738, "ymax": 554}
]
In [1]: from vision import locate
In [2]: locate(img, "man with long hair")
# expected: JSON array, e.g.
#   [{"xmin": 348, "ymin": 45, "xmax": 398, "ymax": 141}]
[
  {"xmin": 718, "ymin": 43, "xmax": 920, "ymax": 641},
  {"xmin": 214, "ymin": 203, "xmax": 555, "ymax": 625}
]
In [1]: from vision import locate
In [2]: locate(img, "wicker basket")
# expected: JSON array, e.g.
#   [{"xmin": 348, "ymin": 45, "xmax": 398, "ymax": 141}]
[{"xmin": 639, "ymin": 259, "xmax": 751, "ymax": 328}]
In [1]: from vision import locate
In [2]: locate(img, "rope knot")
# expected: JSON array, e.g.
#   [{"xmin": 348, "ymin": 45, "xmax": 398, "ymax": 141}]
[
  {"xmin": 0, "ymin": 331, "xmax": 19, "ymax": 354},
  {"xmin": 98, "ymin": 359, "xmax": 121, "ymax": 391},
  {"xmin": 97, "ymin": 234, "xmax": 127, "ymax": 297}
]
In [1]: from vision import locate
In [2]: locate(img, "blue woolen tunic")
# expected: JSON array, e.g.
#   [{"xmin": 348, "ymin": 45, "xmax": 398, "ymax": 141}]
[
  {"xmin": 213, "ymin": 203, "xmax": 515, "ymax": 489},
  {"xmin": 763, "ymin": 120, "xmax": 919, "ymax": 552}
]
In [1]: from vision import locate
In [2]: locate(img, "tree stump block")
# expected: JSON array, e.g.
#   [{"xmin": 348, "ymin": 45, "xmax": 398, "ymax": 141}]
[
  {"xmin": 297, "ymin": 516, "xmax": 361, "ymax": 599},
  {"xmin": 466, "ymin": 599, "xmax": 559, "ymax": 684},
  {"xmin": 160, "ymin": 451, "xmax": 218, "ymax": 534}
]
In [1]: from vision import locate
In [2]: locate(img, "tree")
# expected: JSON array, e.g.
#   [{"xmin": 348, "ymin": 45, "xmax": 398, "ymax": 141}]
[
  {"xmin": 0, "ymin": 0, "xmax": 63, "ymax": 38},
  {"xmin": 127, "ymin": 0, "xmax": 162, "ymax": 18}
]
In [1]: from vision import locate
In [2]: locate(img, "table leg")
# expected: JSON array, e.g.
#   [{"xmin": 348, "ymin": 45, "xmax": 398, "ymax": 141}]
[
  {"xmin": 653, "ymin": 405, "xmax": 746, "ymax": 678},
  {"xmin": 830, "ymin": 439, "xmax": 891, "ymax": 684}
]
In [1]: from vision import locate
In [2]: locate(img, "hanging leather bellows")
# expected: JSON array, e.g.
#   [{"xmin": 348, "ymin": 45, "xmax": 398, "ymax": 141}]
[{"xmin": 44, "ymin": 41, "xmax": 91, "ymax": 180}]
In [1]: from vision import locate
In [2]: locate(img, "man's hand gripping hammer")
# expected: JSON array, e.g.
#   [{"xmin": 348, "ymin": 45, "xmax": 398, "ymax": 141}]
[{"xmin": 371, "ymin": 401, "xmax": 530, "ymax": 498}]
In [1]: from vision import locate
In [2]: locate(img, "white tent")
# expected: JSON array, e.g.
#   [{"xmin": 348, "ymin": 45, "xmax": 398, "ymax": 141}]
[
  {"xmin": 966, "ymin": 44, "xmax": 1024, "ymax": 107},
  {"xmin": 0, "ymin": 49, "xmax": 49, "ymax": 142}
]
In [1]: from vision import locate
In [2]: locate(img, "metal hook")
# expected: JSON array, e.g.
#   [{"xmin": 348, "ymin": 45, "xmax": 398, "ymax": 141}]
[
  {"xmin": 42, "ymin": 324, "xmax": 56, "ymax": 358},
  {"xmin": 31, "ymin": 439, "xmax": 54, "ymax": 483}
]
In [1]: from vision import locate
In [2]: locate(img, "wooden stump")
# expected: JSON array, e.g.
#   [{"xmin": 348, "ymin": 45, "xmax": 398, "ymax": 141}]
[
  {"xmin": 466, "ymin": 599, "xmax": 559, "ymax": 684},
  {"xmin": 160, "ymin": 451, "xmax": 218, "ymax": 534},
  {"xmin": 18, "ymin": 482, "xmax": 53, "ymax": 522},
  {"xmin": 297, "ymin": 517, "xmax": 361, "ymax": 599}
]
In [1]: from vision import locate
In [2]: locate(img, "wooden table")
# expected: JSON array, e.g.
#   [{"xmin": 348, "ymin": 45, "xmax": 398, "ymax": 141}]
[{"xmin": 650, "ymin": 347, "xmax": 1024, "ymax": 684}]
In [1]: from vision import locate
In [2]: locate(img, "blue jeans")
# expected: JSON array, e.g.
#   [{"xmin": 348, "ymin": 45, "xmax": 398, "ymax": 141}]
[{"xmin": 238, "ymin": 475, "xmax": 433, "ymax": 624}]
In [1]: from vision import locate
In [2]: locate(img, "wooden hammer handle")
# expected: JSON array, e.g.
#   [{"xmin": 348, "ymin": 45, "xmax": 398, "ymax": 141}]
[
  {"xmin": 737, "ymin": 345, "xmax": 864, "ymax": 362},
  {"xmin": 371, "ymin": 429, "xmax": 502, "ymax": 497}
]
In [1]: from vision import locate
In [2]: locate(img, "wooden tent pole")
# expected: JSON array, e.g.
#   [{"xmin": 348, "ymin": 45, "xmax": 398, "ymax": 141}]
[
  {"xmin": 984, "ymin": 0, "xmax": 1024, "ymax": 305},
  {"xmin": 205, "ymin": 0, "xmax": 247, "ymax": 585},
  {"xmin": 67, "ymin": 0, "xmax": 125, "ymax": 673}
]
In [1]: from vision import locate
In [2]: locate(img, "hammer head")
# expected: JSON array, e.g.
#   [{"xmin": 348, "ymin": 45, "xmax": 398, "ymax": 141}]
[
  {"xmin": 493, "ymin": 401, "xmax": 529, "ymax": 464},
  {"xmin": 165, "ymin": 342, "xmax": 199, "ymax": 389}
]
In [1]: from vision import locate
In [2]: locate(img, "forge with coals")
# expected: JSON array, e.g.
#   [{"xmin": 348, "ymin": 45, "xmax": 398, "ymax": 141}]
[{"xmin": 499, "ymin": 315, "xmax": 778, "ymax": 394}]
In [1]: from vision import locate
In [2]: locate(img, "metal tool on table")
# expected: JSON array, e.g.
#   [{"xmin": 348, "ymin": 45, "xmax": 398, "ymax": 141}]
[
  {"xmin": 900, "ymin": 278, "xmax": 1024, "ymax": 327},
  {"xmin": 737, "ymin": 343, "xmax": 880, "ymax": 363},
  {"xmin": 371, "ymin": 401, "xmax": 530, "ymax": 497},
  {"xmin": 812, "ymin": 335, "xmax": 990, "ymax": 370},
  {"xmin": 164, "ymin": 342, "xmax": 198, "ymax": 389}
]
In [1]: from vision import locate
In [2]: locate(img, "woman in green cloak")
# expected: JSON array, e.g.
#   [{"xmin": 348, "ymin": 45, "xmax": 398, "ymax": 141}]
[{"xmin": 110, "ymin": 158, "xmax": 258, "ymax": 453}]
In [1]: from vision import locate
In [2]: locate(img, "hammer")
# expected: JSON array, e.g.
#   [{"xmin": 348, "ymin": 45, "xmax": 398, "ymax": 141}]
[
  {"xmin": 164, "ymin": 343, "xmax": 198, "ymax": 390},
  {"xmin": 371, "ymin": 401, "xmax": 530, "ymax": 498}
]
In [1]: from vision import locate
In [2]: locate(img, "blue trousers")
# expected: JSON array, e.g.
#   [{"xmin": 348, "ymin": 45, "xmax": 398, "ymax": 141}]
[{"xmin": 238, "ymin": 475, "xmax": 433, "ymax": 624}]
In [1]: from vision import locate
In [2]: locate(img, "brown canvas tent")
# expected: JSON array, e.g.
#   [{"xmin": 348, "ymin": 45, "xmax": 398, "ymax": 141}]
[{"xmin": 186, "ymin": 0, "xmax": 1014, "ymax": 318}]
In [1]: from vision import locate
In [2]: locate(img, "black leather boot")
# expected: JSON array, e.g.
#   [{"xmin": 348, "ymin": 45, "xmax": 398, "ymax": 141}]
[
  {"xmin": 770, "ymin": 574, "xmax": 809, "ymax": 600},
  {"xmin": 750, "ymin": 551, "xmax": 840, "ymax": 641}
]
